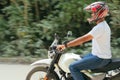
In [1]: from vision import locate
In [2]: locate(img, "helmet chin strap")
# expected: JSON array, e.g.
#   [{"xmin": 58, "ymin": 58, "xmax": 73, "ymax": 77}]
[
  {"xmin": 96, "ymin": 18, "xmax": 105, "ymax": 24},
  {"xmin": 87, "ymin": 17, "xmax": 105, "ymax": 24}
]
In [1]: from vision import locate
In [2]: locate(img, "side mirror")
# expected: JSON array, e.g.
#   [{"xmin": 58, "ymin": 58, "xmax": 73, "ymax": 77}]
[{"xmin": 67, "ymin": 31, "xmax": 72, "ymax": 37}]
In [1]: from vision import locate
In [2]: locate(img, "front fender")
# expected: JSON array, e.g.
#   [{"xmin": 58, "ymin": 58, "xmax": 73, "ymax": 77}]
[{"xmin": 31, "ymin": 58, "xmax": 52, "ymax": 66}]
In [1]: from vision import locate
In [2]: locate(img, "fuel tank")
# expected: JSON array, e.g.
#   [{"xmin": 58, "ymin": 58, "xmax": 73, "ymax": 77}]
[{"xmin": 58, "ymin": 53, "xmax": 81, "ymax": 73}]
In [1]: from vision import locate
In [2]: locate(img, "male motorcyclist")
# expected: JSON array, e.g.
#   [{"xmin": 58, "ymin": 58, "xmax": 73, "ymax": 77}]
[{"xmin": 57, "ymin": 1, "xmax": 112, "ymax": 80}]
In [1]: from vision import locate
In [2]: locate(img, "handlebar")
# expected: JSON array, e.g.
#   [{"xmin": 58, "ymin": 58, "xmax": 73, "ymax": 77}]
[{"xmin": 49, "ymin": 31, "xmax": 73, "ymax": 51}]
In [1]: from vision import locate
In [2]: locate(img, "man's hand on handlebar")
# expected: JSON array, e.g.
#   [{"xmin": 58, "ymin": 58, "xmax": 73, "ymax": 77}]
[{"xmin": 57, "ymin": 45, "xmax": 66, "ymax": 51}]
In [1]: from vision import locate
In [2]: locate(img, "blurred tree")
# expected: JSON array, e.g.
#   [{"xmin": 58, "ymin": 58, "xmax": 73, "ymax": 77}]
[
  {"xmin": 0, "ymin": 0, "xmax": 119, "ymax": 58},
  {"xmin": 108, "ymin": 0, "xmax": 120, "ymax": 57}
]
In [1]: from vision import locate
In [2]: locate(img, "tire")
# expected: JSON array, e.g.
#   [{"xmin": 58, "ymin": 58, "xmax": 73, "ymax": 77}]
[
  {"xmin": 103, "ymin": 73, "xmax": 120, "ymax": 80},
  {"xmin": 111, "ymin": 73, "xmax": 120, "ymax": 80},
  {"xmin": 26, "ymin": 65, "xmax": 60, "ymax": 80}
]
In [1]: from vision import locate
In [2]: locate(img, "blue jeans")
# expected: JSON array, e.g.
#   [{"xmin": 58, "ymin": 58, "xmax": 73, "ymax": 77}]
[{"xmin": 69, "ymin": 53, "xmax": 111, "ymax": 80}]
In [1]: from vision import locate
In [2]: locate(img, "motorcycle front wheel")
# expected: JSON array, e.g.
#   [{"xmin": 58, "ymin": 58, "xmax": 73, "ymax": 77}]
[{"xmin": 26, "ymin": 65, "xmax": 59, "ymax": 80}]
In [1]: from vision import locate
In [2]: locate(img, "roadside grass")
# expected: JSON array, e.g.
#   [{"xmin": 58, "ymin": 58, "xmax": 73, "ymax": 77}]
[{"xmin": 0, "ymin": 57, "xmax": 42, "ymax": 64}]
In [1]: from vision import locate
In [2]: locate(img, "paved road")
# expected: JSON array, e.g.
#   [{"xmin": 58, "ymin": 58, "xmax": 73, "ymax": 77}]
[{"xmin": 0, "ymin": 63, "xmax": 30, "ymax": 80}]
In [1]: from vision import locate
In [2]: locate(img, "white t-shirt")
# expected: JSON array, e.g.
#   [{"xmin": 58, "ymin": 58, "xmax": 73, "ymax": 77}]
[{"xmin": 88, "ymin": 21, "xmax": 112, "ymax": 59}]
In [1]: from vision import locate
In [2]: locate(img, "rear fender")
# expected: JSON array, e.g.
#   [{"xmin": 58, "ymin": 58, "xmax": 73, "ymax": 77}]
[{"xmin": 31, "ymin": 59, "xmax": 52, "ymax": 66}]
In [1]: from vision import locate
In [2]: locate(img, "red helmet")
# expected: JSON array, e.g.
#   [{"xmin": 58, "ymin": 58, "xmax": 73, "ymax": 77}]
[{"xmin": 84, "ymin": 1, "xmax": 109, "ymax": 22}]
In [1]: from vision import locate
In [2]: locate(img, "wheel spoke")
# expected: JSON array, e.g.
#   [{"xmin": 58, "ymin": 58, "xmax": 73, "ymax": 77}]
[{"xmin": 30, "ymin": 71, "xmax": 46, "ymax": 80}]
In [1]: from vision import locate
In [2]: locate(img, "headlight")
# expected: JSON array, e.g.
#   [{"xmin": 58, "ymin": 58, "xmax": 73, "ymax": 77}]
[{"xmin": 48, "ymin": 50, "xmax": 55, "ymax": 59}]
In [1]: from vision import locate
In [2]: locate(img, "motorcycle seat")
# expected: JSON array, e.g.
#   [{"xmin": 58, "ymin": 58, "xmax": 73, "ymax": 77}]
[{"xmin": 91, "ymin": 58, "xmax": 120, "ymax": 73}]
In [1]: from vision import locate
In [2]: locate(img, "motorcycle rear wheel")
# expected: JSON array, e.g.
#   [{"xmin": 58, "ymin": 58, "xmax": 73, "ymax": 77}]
[
  {"xmin": 111, "ymin": 73, "xmax": 120, "ymax": 80},
  {"xmin": 26, "ymin": 65, "xmax": 59, "ymax": 80},
  {"xmin": 103, "ymin": 73, "xmax": 120, "ymax": 80}
]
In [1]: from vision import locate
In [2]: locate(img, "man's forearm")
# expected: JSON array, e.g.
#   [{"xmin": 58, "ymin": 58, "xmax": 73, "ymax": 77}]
[{"xmin": 66, "ymin": 34, "xmax": 93, "ymax": 48}]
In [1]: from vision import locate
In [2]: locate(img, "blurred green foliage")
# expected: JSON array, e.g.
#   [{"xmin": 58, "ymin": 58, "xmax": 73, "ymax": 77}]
[{"xmin": 0, "ymin": 0, "xmax": 119, "ymax": 58}]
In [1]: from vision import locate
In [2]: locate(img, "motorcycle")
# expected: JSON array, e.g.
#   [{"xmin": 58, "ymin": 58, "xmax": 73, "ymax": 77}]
[{"xmin": 26, "ymin": 32, "xmax": 120, "ymax": 80}]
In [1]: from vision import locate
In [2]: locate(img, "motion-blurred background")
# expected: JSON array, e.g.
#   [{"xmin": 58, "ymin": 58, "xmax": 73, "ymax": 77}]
[{"xmin": 0, "ymin": 0, "xmax": 120, "ymax": 79}]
